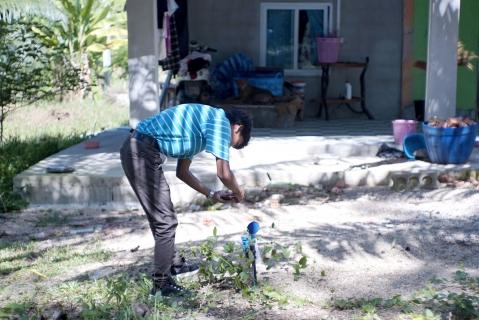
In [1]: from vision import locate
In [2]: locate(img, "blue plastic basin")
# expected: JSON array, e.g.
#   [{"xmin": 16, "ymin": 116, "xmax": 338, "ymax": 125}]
[
  {"xmin": 422, "ymin": 122, "xmax": 478, "ymax": 164},
  {"xmin": 402, "ymin": 133, "xmax": 426, "ymax": 160}
]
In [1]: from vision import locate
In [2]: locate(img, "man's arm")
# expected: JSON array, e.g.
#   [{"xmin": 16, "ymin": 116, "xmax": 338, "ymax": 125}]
[
  {"xmin": 215, "ymin": 158, "xmax": 244, "ymax": 202},
  {"xmin": 176, "ymin": 158, "xmax": 238, "ymax": 203}
]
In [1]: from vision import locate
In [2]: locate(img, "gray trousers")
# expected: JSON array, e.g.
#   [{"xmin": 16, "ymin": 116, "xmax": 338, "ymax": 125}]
[{"xmin": 120, "ymin": 134, "xmax": 182, "ymax": 284}]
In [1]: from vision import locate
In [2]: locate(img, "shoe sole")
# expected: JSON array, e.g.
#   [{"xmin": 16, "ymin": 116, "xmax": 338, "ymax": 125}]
[{"xmin": 172, "ymin": 268, "xmax": 199, "ymax": 279}]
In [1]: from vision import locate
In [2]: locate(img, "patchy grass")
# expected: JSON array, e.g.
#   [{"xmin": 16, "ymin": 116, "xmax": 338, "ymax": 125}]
[
  {"xmin": 0, "ymin": 90, "xmax": 129, "ymax": 213},
  {"xmin": 0, "ymin": 239, "xmax": 115, "ymax": 284}
]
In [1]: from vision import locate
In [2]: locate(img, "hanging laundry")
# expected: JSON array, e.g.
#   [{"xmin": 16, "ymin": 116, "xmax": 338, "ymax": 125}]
[
  {"xmin": 165, "ymin": 14, "xmax": 171, "ymax": 56},
  {"xmin": 158, "ymin": 0, "xmax": 188, "ymax": 71},
  {"xmin": 158, "ymin": 14, "xmax": 168, "ymax": 60},
  {"xmin": 167, "ymin": 0, "xmax": 178, "ymax": 15},
  {"xmin": 159, "ymin": 13, "xmax": 181, "ymax": 70}
]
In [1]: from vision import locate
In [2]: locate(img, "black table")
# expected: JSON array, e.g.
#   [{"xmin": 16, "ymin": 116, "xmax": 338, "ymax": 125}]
[{"xmin": 311, "ymin": 57, "xmax": 374, "ymax": 121}]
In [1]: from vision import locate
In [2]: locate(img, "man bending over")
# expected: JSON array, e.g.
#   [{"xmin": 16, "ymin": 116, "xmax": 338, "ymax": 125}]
[{"xmin": 120, "ymin": 104, "xmax": 253, "ymax": 297}]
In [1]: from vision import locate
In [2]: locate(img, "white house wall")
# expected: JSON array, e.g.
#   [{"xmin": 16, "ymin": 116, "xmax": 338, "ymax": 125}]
[{"xmin": 188, "ymin": 0, "xmax": 403, "ymax": 120}]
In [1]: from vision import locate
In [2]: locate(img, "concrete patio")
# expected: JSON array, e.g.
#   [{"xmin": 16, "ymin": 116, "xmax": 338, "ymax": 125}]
[{"xmin": 13, "ymin": 118, "xmax": 479, "ymax": 209}]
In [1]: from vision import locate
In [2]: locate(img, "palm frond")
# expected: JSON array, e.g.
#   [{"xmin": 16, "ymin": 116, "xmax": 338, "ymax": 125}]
[{"xmin": 0, "ymin": 0, "xmax": 65, "ymax": 23}]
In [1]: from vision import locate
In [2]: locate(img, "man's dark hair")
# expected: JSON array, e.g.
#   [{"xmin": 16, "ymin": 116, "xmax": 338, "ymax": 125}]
[{"xmin": 225, "ymin": 108, "xmax": 253, "ymax": 149}]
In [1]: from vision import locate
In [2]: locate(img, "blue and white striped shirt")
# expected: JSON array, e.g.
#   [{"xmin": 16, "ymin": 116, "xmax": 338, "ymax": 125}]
[{"xmin": 135, "ymin": 104, "xmax": 231, "ymax": 161}]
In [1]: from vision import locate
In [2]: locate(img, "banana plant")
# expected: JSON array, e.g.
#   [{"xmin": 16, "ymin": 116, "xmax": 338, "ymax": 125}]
[{"xmin": 32, "ymin": 0, "xmax": 128, "ymax": 99}]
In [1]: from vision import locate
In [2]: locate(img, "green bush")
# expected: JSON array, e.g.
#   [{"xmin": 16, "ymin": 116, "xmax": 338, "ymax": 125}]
[{"xmin": 0, "ymin": 135, "xmax": 85, "ymax": 213}]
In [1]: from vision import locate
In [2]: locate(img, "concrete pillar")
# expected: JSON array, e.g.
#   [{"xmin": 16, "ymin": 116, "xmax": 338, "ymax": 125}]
[
  {"xmin": 125, "ymin": 0, "xmax": 159, "ymax": 128},
  {"xmin": 424, "ymin": 0, "xmax": 460, "ymax": 120}
]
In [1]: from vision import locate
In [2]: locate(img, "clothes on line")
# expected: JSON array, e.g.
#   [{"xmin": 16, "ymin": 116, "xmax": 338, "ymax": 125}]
[{"xmin": 158, "ymin": 0, "xmax": 189, "ymax": 70}]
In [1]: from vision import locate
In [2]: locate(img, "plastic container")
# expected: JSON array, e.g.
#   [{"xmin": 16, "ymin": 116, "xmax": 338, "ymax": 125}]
[
  {"xmin": 392, "ymin": 120, "xmax": 418, "ymax": 145},
  {"xmin": 233, "ymin": 71, "xmax": 284, "ymax": 96},
  {"xmin": 291, "ymin": 80, "xmax": 306, "ymax": 98},
  {"xmin": 402, "ymin": 133, "xmax": 426, "ymax": 159},
  {"xmin": 344, "ymin": 80, "xmax": 352, "ymax": 99},
  {"xmin": 421, "ymin": 122, "xmax": 477, "ymax": 164},
  {"xmin": 316, "ymin": 38, "xmax": 341, "ymax": 63}
]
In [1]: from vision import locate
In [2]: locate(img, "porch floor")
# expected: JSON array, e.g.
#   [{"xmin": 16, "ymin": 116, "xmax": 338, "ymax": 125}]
[{"xmin": 13, "ymin": 118, "xmax": 479, "ymax": 209}]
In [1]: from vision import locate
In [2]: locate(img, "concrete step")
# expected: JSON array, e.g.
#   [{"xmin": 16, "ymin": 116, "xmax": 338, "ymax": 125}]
[{"xmin": 12, "ymin": 124, "xmax": 479, "ymax": 209}]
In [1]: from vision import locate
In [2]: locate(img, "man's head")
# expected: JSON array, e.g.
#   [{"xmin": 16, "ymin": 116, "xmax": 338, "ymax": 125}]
[{"xmin": 225, "ymin": 108, "xmax": 253, "ymax": 149}]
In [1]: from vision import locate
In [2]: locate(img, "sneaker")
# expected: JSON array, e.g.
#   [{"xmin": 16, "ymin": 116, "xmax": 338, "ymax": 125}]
[
  {"xmin": 171, "ymin": 259, "xmax": 199, "ymax": 279},
  {"xmin": 150, "ymin": 277, "xmax": 195, "ymax": 298}
]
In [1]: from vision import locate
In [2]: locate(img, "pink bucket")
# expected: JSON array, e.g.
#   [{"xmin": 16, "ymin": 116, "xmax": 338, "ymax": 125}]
[
  {"xmin": 316, "ymin": 38, "xmax": 341, "ymax": 63},
  {"xmin": 392, "ymin": 120, "xmax": 418, "ymax": 145}
]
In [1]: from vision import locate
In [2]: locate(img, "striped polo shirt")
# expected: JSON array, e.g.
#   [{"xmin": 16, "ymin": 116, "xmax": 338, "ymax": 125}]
[{"xmin": 135, "ymin": 104, "xmax": 231, "ymax": 161}]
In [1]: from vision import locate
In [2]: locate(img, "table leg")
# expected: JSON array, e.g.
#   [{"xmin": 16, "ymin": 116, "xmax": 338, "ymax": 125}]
[
  {"xmin": 360, "ymin": 57, "xmax": 374, "ymax": 120},
  {"xmin": 316, "ymin": 65, "xmax": 330, "ymax": 120}
]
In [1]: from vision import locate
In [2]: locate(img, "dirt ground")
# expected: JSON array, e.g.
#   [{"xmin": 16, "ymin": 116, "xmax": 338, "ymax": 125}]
[{"xmin": 1, "ymin": 184, "xmax": 479, "ymax": 319}]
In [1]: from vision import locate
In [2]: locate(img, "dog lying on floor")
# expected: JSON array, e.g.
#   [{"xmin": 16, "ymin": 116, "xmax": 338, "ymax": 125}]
[{"xmin": 227, "ymin": 79, "xmax": 274, "ymax": 104}]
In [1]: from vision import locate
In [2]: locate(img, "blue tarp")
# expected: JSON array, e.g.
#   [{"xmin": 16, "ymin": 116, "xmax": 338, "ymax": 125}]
[{"xmin": 211, "ymin": 53, "xmax": 254, "ymax": 100}]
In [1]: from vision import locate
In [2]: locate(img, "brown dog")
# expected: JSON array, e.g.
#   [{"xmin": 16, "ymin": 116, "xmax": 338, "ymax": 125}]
[{"xmin": 229, "ymin": 79, "xmax": 274, "ymax": 104}]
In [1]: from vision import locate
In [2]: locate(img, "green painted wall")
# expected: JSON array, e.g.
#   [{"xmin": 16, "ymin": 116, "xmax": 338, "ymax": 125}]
[
  {"xmin": 412, "ymin": 0, "xmax": 428, "ymax": 102},
  {"xmin": 412, "ymin": 0, "xmax": 479, "ymax": 110}
]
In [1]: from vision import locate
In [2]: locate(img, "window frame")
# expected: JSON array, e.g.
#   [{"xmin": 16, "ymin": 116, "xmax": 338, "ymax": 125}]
[{"xmin": 260, "ymin": 2, "xmax": 335, "ymax": 76}]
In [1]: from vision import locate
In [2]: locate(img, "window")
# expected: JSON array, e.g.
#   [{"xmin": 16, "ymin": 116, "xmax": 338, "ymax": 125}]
[{"xmin": 260, "ymin": 3, "xmax": 334, "ymax": 75}]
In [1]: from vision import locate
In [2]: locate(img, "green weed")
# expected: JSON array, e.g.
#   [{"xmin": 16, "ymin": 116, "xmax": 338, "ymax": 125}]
[
  {"xmin": 190, "ymin": 226, "xmax": 310, "ymax": 307},
  {"xmin": 327, "ymin": 267, "xmax": 479, "ymax": 319},
  {"xmin": 35, "ymin": 210, "xmax": 72, "ymax": 227}
]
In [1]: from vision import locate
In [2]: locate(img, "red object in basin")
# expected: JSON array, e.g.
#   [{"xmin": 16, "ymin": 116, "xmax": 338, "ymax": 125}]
[{"xmin": 84, "ymin": 140, "xmax": 100, "ymax": 149}]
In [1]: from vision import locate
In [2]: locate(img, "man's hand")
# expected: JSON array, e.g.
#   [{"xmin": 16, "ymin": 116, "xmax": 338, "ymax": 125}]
[{"xmin": 212, "ymin": 190, "xmax": 237, "ymax": 203}]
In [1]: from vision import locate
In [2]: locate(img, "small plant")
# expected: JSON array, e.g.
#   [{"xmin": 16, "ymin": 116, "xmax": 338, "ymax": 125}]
[
  {"xmin": 325, "ymin": 267, "xmax": 479, "ymax": 319},
  {"xmin": 391, "ymin": 237, "xmax": 397, "ymax": 249},
  {"xmin": 191, "ymin": 226, "xmax": 309, "ymax": 306},
  {"xmin": 410, "ymin": 270, "xmax": 479, "ymax": 318}
]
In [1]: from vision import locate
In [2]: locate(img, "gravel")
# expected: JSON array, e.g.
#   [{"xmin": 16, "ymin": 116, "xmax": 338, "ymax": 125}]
[{"xmin": 1, "ymin": 185, "xmax": 478, "ymax": 319}]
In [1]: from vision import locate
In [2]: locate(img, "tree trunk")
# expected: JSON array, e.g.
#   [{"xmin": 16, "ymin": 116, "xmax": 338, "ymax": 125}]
[{"xmin": 79, "ymin": 52, "xmax": 92, "ymax": 100}]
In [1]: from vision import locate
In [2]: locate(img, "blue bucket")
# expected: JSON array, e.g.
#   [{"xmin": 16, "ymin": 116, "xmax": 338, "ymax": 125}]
[{"xmin": 422, "ymin": 122, "xmax": 478, "ymax": 164}]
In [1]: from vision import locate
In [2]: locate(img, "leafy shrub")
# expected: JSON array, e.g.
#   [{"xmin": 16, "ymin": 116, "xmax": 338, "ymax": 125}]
[{"xmin": 0, "ymin": 135, "xmax": 85, "ymax": 213}]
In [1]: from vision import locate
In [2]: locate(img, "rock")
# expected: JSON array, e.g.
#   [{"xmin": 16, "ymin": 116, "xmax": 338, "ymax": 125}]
[
  {"xmin": 245, "ymin": 187, "xmax": 264, "ymax": 196},
  {"xmin": 453, "ymin": 180, "xmax": 465, "ymax": 187},
  {"xmin": 48, "ymin": 310, "xmax": 67, "ymax": 320},
  {"xmin": 267, "ymin": 181, "xmax": 290, "ymax": 192},
  {"xmin": 439, "ymin": 174, "xmax": 450, "ymax": 183},
  {"xmin": 335, "ymin": 180, "xmax": 347, "ymax": 188},
  {"xmin": 132, "ymin": 303, "xmax": 149, "ymax": 318},
  {"xmin": 188, "ymin": 204, "xmax": 202, "ymax": 212},
  {"xmin": 468, "ymin": 177, "xmax": 479, "ymax": 186},
  {"xmin": 88, "ymin": 267, "xmax": 114, "ymax": 280},
  {"xmin": 312, "ymin": 183, "xmax": 324, "ymax": 191},
  {"xmin": 244, "ymin": 188, "xmax": 267, "ymax": 202}
]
